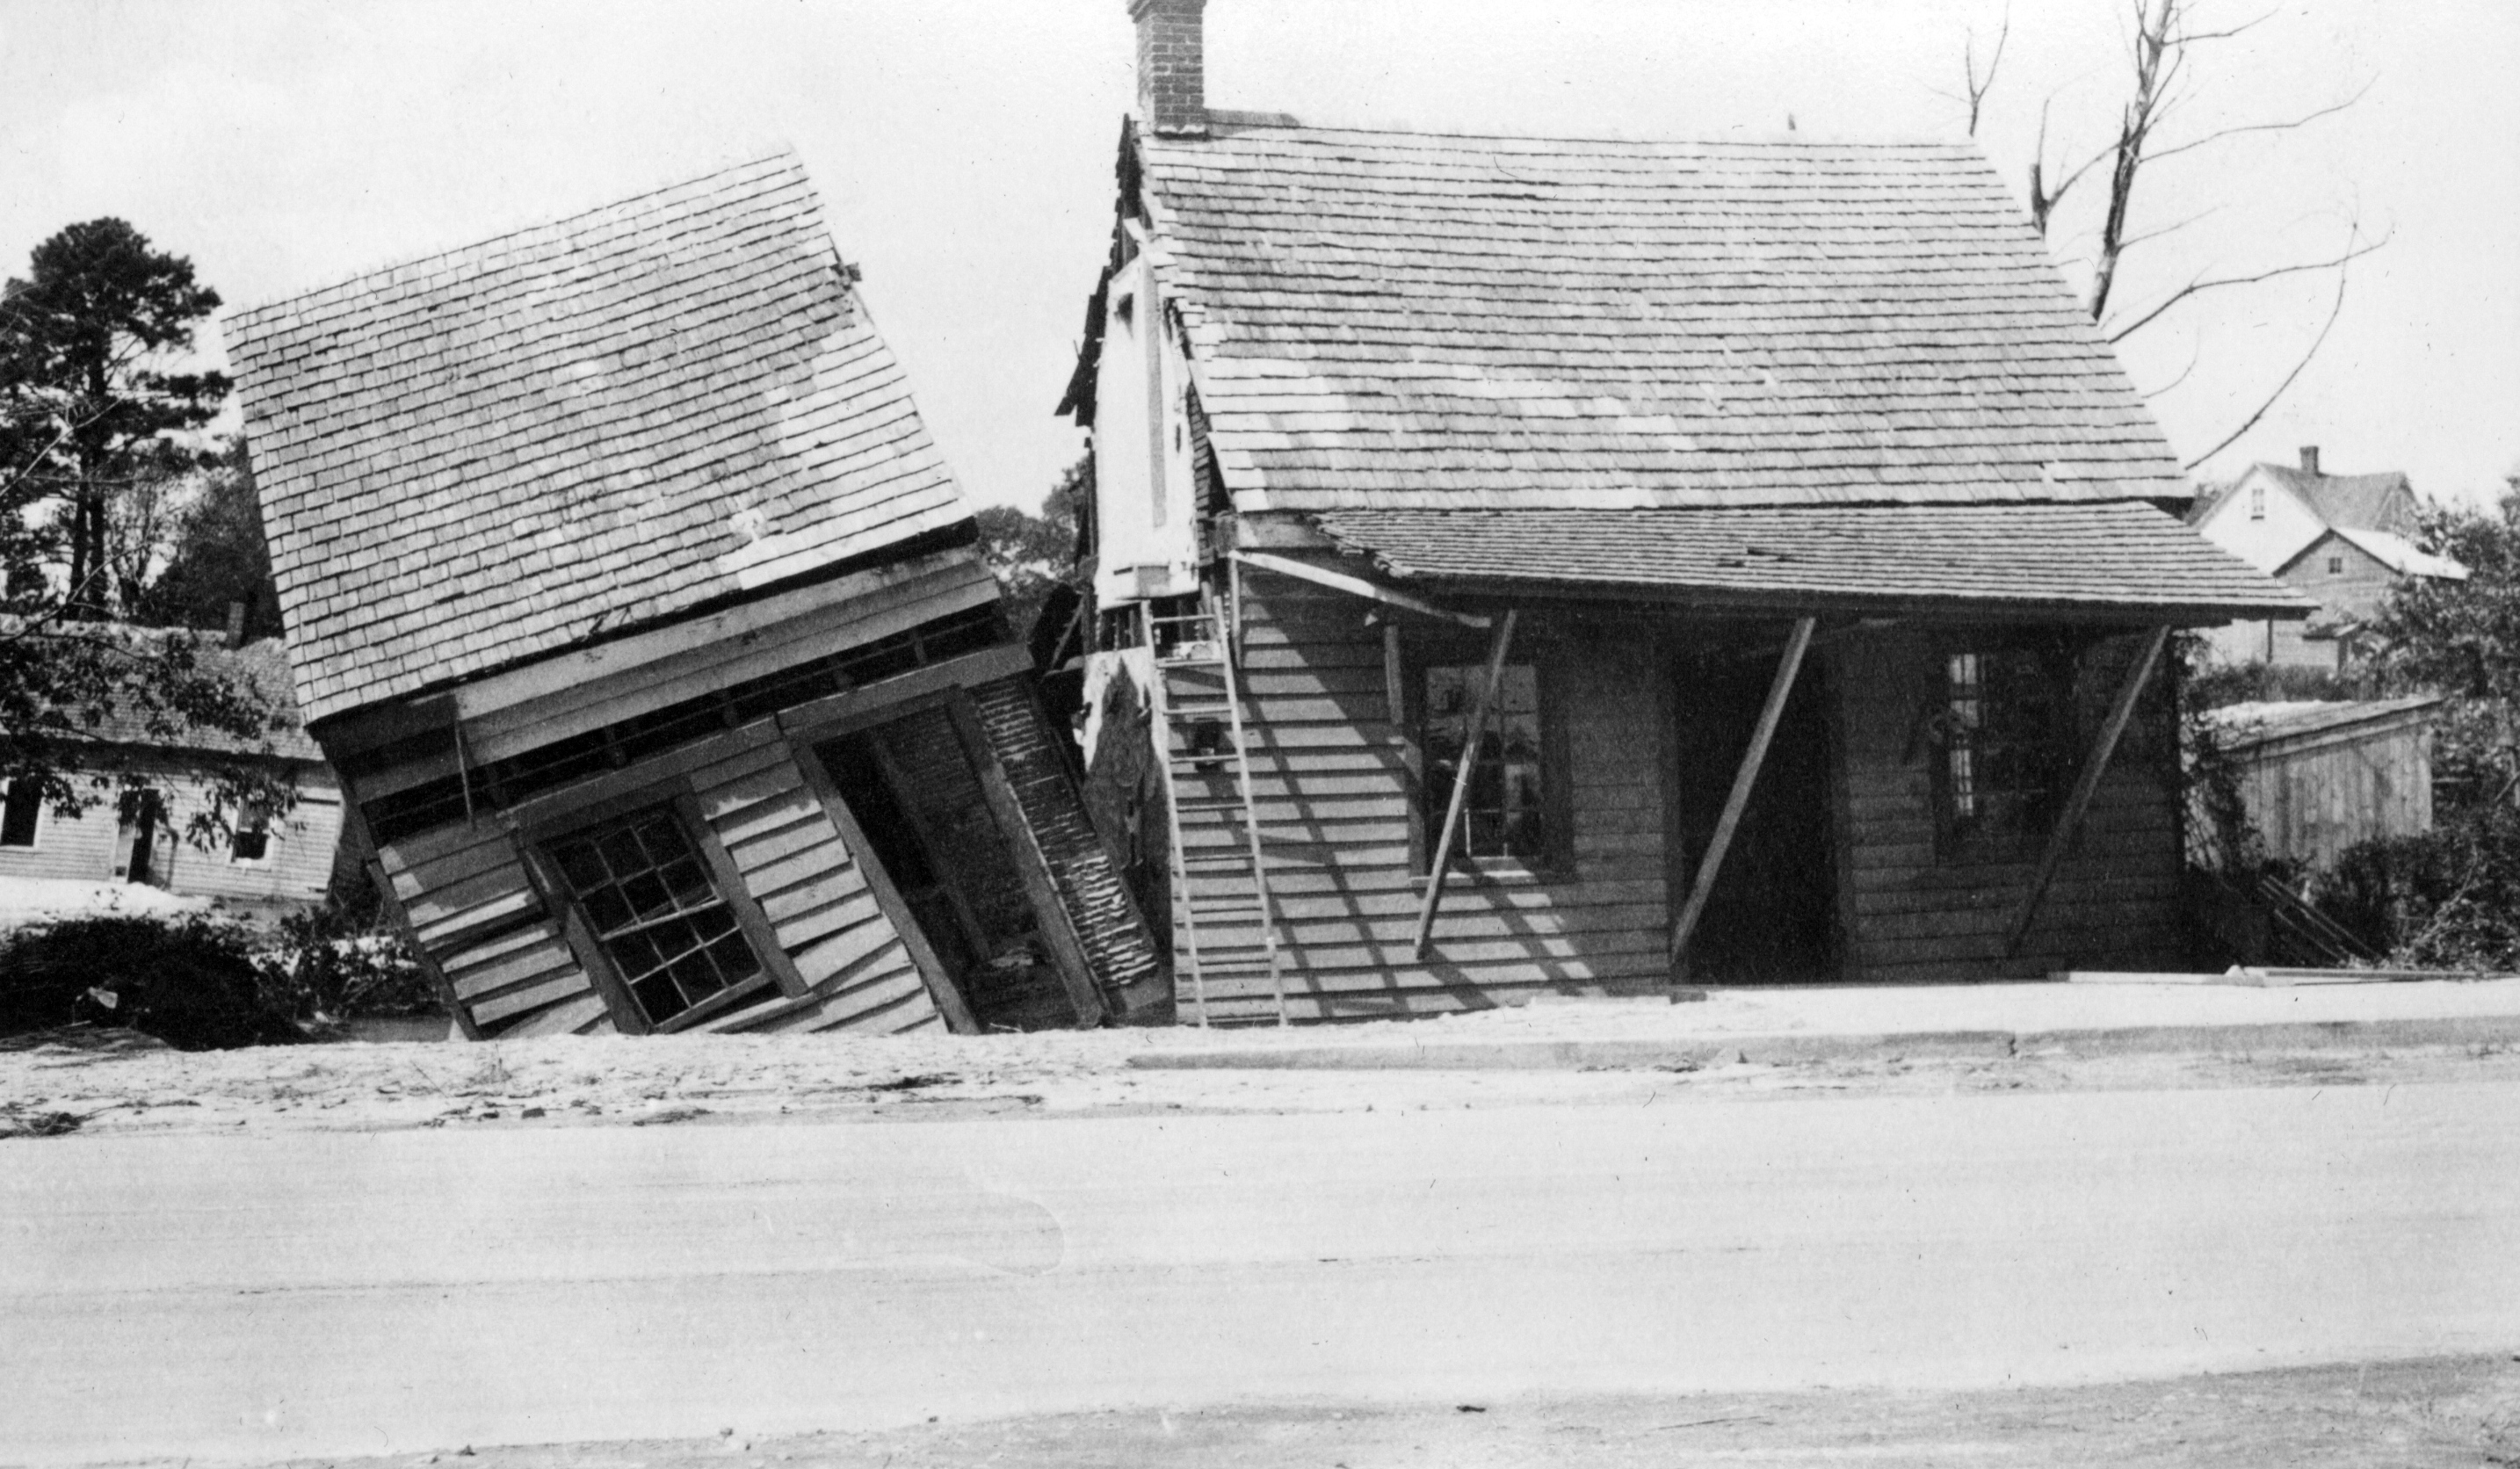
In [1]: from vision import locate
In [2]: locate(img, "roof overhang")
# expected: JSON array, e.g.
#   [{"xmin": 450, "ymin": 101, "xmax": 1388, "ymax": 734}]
[{"xmin": 1308, "ymin": 503, "xmax": 2313, "ymax": 626}]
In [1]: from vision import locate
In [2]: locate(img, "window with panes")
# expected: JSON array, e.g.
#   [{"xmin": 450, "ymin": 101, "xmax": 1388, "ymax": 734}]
[
  {"xmin": 1937, "ymin": 644, "xmax": 2076, "ymax": 856},
  {"xmin": 1420, "ymin": 662, "xmax": 1549, "ymax": 865},
  {"xmin": 547, "ymin": 807, "xmax": 769, "ymax": 1027}
]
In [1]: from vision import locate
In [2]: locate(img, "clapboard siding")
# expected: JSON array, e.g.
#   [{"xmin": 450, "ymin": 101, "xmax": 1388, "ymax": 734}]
[
  {"xmin": 1831, "ymin": 626, "xmax": 2185, "ymax": 981},
  {"xmin": 687, "ymin": 739, "xmax": 941, "ymax": 1036},
  {"xmin": 0, "ymin": 760, "xmax": 341, "ymax": 903},
  {"xmin": 1168, "ymin": 570, "xmax": 1671, "ymax": 1021},
  {"xmin": 376, "ymin": 821, "xmax": 609, "ymax": 1038}
]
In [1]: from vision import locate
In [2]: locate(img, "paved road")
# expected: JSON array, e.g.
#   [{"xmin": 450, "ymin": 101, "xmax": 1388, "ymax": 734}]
[{"xmin": 6, "ymin": 1082, "xmax": 2517, "ymax": 1465}]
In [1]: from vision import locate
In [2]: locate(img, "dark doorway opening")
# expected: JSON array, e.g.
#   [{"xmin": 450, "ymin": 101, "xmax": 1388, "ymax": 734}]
[
  {"xmin": 117, "ymin": 791, "xmax": 173, "ymax": 887},
  {"xmin": 815, "ymin": 706, "xmax": 1080, "ymax": 1031},
  {"xmin": 1673, "ymin": 643, "xmax": 1839, "ymax": 983}
]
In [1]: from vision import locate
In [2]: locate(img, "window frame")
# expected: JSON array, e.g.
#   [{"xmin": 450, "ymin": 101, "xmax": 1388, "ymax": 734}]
[
  {"xmin": 1930, "ymin": 636, "xmax": 2082, "ymax": 865},
  {"xmin": 1399, "ymin": 631, "xmax": 1571, "ymax": 881},
  {"xmin": 520, "ymin": 785, "xmax": 801, "ymax": 1035},
  {"xmin": 228, "ymin": 804, "xmax": 273, "ymax": 865},
  {"xmin": 0, "ymin": 778, "xmax": 43, "ymax": 850}
]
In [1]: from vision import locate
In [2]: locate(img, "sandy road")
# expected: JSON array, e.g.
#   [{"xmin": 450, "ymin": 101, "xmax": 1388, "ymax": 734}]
[{"xmin": 5, "ymin": 1075, "xmax": 2518, "ymax": 1464}]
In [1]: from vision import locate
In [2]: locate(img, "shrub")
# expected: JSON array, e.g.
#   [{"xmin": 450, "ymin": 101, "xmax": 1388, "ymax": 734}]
[
  {"xmin": 2317, "ymin": 806, "xmax": 2520, "ymax": 970},
  {"xmin": 0, "ymin": 913, "xmax": 305, "ymax": 1049},
  {"xmin": 250, "ymin": 899, "xmax": 436, "ymax": 1025}
]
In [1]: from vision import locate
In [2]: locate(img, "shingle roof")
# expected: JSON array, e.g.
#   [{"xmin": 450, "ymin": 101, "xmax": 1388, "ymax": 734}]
[
  {"xmin": 2194, "ymin": 463, "xmax": 2418, "ymax": 535},
  {"xmin": 35, "ymin": 635, "xmax": 322, "ymax": 762},
  {"xmin": 1314, "ymin": 503, "xmax": 2309, "ymax": 619},
  {"xmin": 1133, "ymin": 123, "xmax": 2191, "ymax": 512},
  {"xmin": 229, "ymin": 152, "xmax": 975, "ymax": 726},
  {"xmin": 2324, "ymin": 526, "xmax": 2467, "ymax": 582}
]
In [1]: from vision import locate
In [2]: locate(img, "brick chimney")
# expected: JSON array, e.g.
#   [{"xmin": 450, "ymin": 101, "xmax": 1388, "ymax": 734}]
[
  {"xmin": 1132, "ymin": 0, "xmax": 1208, "ymax": 137},
  {"xmin": 2299, "ymin": 445, "xmax": 2321, "ymax": 475}
]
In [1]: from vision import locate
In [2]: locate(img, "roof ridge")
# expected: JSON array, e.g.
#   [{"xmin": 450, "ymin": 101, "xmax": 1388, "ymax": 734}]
[
  {"xmin": 230, "ymin": 145, "xmax": 807, "ymax": 329},
  {"xmin": 1161, "ymin": 118, "xmax": 1975, "ymax": 151}
]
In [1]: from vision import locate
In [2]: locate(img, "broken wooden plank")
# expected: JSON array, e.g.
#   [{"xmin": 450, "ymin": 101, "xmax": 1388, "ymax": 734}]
[{"xmin": 1233, "ymin": 550, "xmax": 1491, "ymax": 629}]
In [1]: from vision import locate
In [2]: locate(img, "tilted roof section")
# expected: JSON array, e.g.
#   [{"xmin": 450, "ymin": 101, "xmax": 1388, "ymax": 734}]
[
  {"xmin": 229, "ymin": 152, "xmax": 976, "ymax": 726},
  {"xmin": 1134, "ymin": 123, "xmax": 2191, "ymax": 512},
  {"xmin": 1315, "ymin": 503, "xmax": 2309, "ymax": 621}
]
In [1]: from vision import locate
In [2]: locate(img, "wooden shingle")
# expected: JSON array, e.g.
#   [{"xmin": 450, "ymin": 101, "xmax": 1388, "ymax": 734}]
[{"xmin": 229, "ymin": 153, "xmax": 974, "ymax": 726}]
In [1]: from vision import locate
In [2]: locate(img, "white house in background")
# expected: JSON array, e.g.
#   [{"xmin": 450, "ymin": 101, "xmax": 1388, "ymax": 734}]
[
  {"xmin": 0, "ymin": 638, "xmax": 343, "ymax": 914},
  {"xmin": 2191, "ymin": 446, "xmax": 2468, "ymax": 672}
]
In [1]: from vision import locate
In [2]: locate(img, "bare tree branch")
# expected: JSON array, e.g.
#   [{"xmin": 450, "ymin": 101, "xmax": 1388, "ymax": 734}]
[
  {"xmin": 1962, "ymin": 7, "xmax": 2012, "ymax": 137},
  {"xmin": 2181, "ymin": 261, "xmax": 2352, "ymax": 471},
  {"xmin": 2147, "ymin": 80, "xmax": 2373, "ymax": 164},
  {"xmin": 2113, "ymin": 202, "xmax": 2225, "ymax": 252},
  {"xmin": 2140, "ymin": 336, "xmax": 2205, "ymax": 401},
  {"xmin": 2105, "ymin": 228, "xmax": 2387, "ymax": 344}
]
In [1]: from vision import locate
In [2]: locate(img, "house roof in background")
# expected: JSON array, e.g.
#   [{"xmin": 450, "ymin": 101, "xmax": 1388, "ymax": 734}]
[
  {"xmin": 44, "ymin": 636, "xmax": 322, "ymax": 763},
  {"xmin": 1314, "ymin": 503, "xmax": 2308, "ymax": 619},
  {"xmin": 2322, "ymin": 526, "xmax": 2468, "ymax": 581},
  {"xmin": 2193, "ymin": 461, "xmax": 2419, "ymax": 535},
  {"xmin": 228, "ymin": 151, "xmax": 976, "ymax": 727},
  {"xmin": 1130, "ymin": 122, "xmax": 2191, "ymax": 513}
]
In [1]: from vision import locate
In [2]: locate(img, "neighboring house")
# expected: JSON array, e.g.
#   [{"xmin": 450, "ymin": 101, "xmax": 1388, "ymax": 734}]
[
  {"xmin": 2194, "ymin": 697, "xmax": 2444, "ymax": 871},
  {"xmin": 228, "ymin": 153, "xmax": 1163, "ymax": 1041},
  {"xmin": 2191, "ymin": 447, "xmax": 2468, "ymax": 671},
  {"xmin": 1050, "ymin": 0, "xmax": 2304, "ymax": 1022},
  {"xmin": 0, "ymin": 636, "xmax": 343, "ymax": 910}
]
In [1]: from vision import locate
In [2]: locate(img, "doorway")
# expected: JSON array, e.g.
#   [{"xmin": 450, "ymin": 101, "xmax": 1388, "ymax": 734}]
[
  {"xmin": 814, "ymin": 705, "xmax": 1080, "ymax": 1031},
  {"xmin": 1672, "ymin": 643, "xmax": 1840, "ymax": 982},
  {"xmin": 116, "ymin": 791, "xmax": 174, "ymax": 887}
]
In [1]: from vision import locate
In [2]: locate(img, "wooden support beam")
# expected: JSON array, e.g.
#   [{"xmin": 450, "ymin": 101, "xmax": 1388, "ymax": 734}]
[
  {"xmin": 1669, "ymin": 617, "xmax": 1816, "ymax": 974},
  {"xmin": 1411, "ymin": 609, "xmax": 1519, "ymax": 959},
  {"xmin": 1230, "ymin": 550, "xmax": 1491, "ymax": 629},
  {"xmin": 2003, "ymin": 625, "xmax": 2171, "ymax": 959}
]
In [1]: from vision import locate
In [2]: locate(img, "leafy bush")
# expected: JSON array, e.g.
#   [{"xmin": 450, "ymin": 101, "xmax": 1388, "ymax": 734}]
[
  {"xmin": 250, "ymin": 899, "xmax": 435, "ymax": 1025},
  {"xmin": 0, "ymin": 913, "xmax": 305, "ymax": 1049},
  {"xmin": 2317, "ymin": 806, "xmax": 2520, "ymax": 970}
]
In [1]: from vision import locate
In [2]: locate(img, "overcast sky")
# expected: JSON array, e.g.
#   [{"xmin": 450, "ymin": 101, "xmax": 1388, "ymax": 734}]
[{"xmin": 4, "ymin": 0, "xmax": 2513, "ymax": 511}]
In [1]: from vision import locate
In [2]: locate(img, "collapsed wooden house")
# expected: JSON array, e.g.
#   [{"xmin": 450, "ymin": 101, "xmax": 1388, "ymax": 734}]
[
  {"xmin": 1051, "ymin": 0, "xmax": 2310, "ymax": 1023},
  {"xmin": 229, "ymin": 153, "xmax": 1162, "ymax": 1038}
]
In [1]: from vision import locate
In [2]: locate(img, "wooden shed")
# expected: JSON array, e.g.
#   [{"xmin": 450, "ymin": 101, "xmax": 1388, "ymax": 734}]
[
  {"xmin": 1047, "ymin": 0, "xmax": 2307, "ymax": 1023},
  {"xmin": 2198, "ymin": 698, "xmax": 2444, "ymax": 870},
  {"xmin": 228, "ymin": 153, "xmax": 1163, "ymax": 1039}
]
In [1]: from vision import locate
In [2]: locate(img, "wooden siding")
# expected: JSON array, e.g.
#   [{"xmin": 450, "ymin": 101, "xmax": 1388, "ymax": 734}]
[
  {"xmin": 0, "ymin": 760, "xmax": 339, "ymax": 906},
  {"xmin": 379, "ymin": 736, "xmax": 941, "ymax": 1038},
  {"xmin": 686, "ymin": 739, "xmax": 943, "ymax": 1036},
  {"xmin": 1831, "ymin": 626, "xmax": 2188, "ymax": 981},
  {"xmin": 2221, "ymin": 714, "xmax": 2436, "ymax": 871},
  {"xmin": 378, "ymin": 821, "xmax": 611, "ymax": 1039},
  {"xmin": 1171, "ymin": 570, "xmax": 1671, "ymax": 1022},
  {"xmin": 967, "ymin": 675, "xmax": 1169, "ymax": 1017}
]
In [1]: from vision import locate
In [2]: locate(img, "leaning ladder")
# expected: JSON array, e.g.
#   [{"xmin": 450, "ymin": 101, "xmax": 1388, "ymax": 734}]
[{"xmin": 1144, "ymin": 595, "xmax": 1290, "ymax": 1027}]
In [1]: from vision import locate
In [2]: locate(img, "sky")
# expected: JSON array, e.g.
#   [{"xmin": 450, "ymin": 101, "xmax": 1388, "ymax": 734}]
[{"xmin": 2, "ymin": 0, "xmax": 2513, "ymax": 512}]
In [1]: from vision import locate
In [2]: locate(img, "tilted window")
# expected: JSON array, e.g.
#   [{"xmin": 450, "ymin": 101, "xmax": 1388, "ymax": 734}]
[
  {"xmin": 1421, "ymin": 662, "xmax": 1547, "ymax": 865},
  {"xmin": 547, "ymin": 807, "xmax": 769, "ymax": 1028},
  {"xmin": 1937, "ymin": 646, "xmax": 2075, "ymax": 856}
]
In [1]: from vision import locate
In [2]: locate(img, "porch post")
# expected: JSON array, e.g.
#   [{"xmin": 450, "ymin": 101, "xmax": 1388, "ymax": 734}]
[
  {"xmin": 1669, "ymin": 616, "xmax": 1816, "ymax": 975},
  {"xmin": 1411, "ymin": 608, "xmax": 1519, "ymax": 959},
  {"xmin": 2002, "ymin": 625, "xmax": 2172, "ymax": 959}
]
